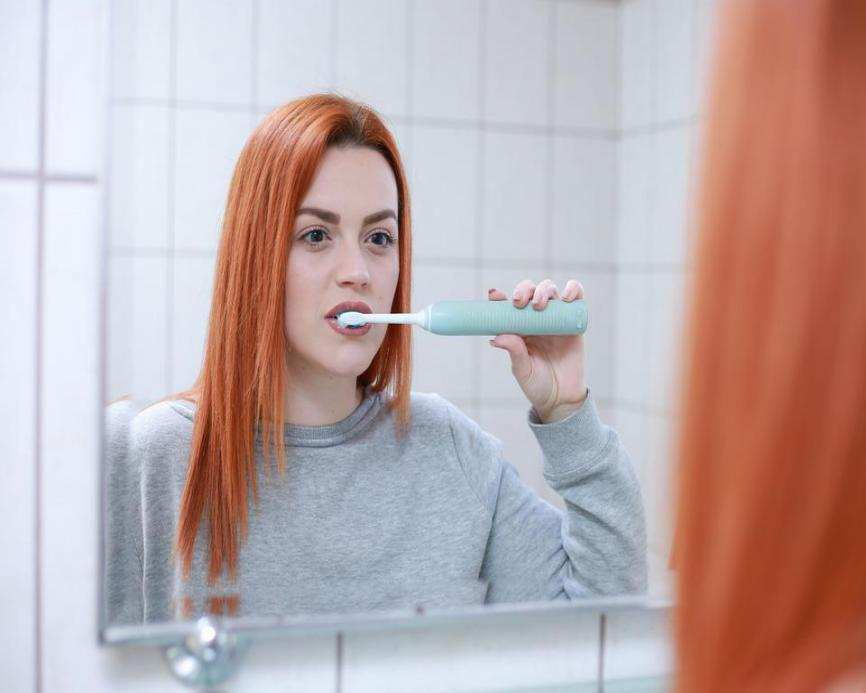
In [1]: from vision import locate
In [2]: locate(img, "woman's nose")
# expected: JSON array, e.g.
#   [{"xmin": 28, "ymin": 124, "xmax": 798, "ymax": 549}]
[{"xmin": 335, "ymin": 242, "xmax": 370, "ymax": 287}]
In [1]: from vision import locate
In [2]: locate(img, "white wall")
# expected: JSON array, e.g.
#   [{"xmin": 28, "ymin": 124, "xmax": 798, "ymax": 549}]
[
  {"xmin": 615, "ymin": 0, "xmax": 717, "ymax": 599},
  {"xmin": 0, "ymin": 0, "xmax": 728, "ymax": 689}
]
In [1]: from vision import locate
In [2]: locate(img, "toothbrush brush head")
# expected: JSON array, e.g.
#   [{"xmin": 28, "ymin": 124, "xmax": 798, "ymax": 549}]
[{"xmin": 336, "ymin": 311, "xmax": 369, "ymax": 328}]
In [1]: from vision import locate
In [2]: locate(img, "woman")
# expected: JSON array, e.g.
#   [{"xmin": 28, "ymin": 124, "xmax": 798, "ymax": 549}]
[
  {"xmin": 673, "ymin": 1, "xmax": 866, "ymax": 691},
  {"xmin": 105, "ymin": 93, "xmax": 646, "ymax": 624}
]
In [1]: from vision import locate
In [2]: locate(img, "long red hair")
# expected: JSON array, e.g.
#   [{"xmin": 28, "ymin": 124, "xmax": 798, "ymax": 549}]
[
  {"xmin": 157, "ymin": 94, "xmax": 414, "ymax": 585},
  {"xmin": 673, "ymin": 1, "xmax": 866, "ymax": 690}
]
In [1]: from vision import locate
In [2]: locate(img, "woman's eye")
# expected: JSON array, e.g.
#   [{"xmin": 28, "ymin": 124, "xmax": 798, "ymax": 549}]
[
  {"xmin": 370, "ymin": 231, "xmax": 396, "ymax": 247},
  {"xmin": 301, "ymin": 228, "xmax": 328, "ymax": 245}
]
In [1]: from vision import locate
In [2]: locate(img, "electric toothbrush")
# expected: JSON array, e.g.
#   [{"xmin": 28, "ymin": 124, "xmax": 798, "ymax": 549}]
[{"xmin": 336, "ymin": 299, "xmax": 588, "ymax": 336}]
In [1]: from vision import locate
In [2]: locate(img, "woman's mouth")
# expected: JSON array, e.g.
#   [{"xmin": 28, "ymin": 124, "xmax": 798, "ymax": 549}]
[{"xmin": 325, "ymin": 316, "xmax": 372, "ymax": 337}]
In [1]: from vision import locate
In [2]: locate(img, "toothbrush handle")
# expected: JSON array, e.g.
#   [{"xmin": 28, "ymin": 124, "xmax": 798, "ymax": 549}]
[{"xmin": 426, "ymin": 299, "xmax": 588, "ymax": 336}]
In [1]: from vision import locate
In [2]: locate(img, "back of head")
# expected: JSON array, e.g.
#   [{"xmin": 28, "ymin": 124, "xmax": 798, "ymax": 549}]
[{"xmin": 673, "ymin": 1, "xmax": 866, "ymax": 691}]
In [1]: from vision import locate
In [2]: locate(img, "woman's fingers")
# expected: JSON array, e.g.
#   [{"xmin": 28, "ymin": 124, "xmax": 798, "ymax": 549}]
[
  {"xmin": 531, "ymin": 279, "xmax": 559, "ymax": 310},
  {"xmin": 512, "ymin": 279, "xmax": 537, "ymax": 307},
  {"xmin": 489, "ymin": 278, "xmax": 582, "ymax": 306},
  {"xmin": 561, "ymin": 279, "xmax": 584, "ymax": 301}
]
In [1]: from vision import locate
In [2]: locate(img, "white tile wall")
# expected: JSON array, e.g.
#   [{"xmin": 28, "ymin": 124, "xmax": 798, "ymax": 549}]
[
  {"xmin": 646, "ymin": 271, "xmax": 686, "ymax": 414},
  {"xmin": 654, "ymin": 0, "xmax": 696, "ymax": 124},
  {"xmin": 257, "ymin": 0, "xmax": 333, "ymax": 109},
  {"xmin": 343, "ymin": 612, "xmax": 600, "ymax": 691},
  {"xmin": 45, "ymin": 1, "xmax": 102, "ymax": 176},
  {"xmin": 409, "ymin": 125, "xmax": 479, "ymax": 261},
  {"xmin": 334, "ymin": 0, "xmax": 410, "ymax": 118},
  {"xmin": 651, "ymin": 127, "xmax": 693, "ymax": 265},
  {"xmin": 553, "ymin": 0, "xmax": 620, "ymax": 131},
  {"xmin": 108, "ymin": 255, "xmax": 170, "ymax": 402},
  {"xmin": 617, "ymin": 132, "xmax": 654, "ymax": 264},
  {"xmin": 109, "ymin": 104, "xmax": 171, "ymax": 249},
  {"xmin": 0, "ymin": 2, "xmax": 41, "ymax": 171},
  {"xmin": 42, "ymin": 182, "xmax": 103, "ymax": 691},
  {"xmin": 0, "ymin": 180, "xmax": 39, "ymax": 690},
  {"xmin": 411, "ymin": 0, "xmax": 482, "ymax": 122},
  {"xmin": 616, "ymin": 0, "xmax": 713, "ymax": 611},
  {"xmin": 173, "ymin": 108, "xmax": 252, "ymax": 251},
  {"xmin": 483, "ymin": 0, "xmax": 550, "ymax": 127},
  {"xmin": 110, "ymin": 0, "xmax": 172, "ymax": 102},
  {"xmin": 604, "ymin": 608, "xmax": 672, "ymax": 682},
  {"xmin": 551, "ymin": 136, "xmax": 617, "ymax": 265},
  {"xmin": 176, "ymin": 0, "xmax": 253, "ymax": 105},
  {"xmin": 2, "ymin": 0, "xmax": 722, "ymax": 688},
  {"xmin": 615, "ymin": 271, "xmax": 651, "ymax": 405},
  {"xmin": 620, "ymin": 0, "xmax": 654, "ymax": 132},
  {"xmin": 481, "ymin": 131, "xmax": 548, "ymax": 263}
]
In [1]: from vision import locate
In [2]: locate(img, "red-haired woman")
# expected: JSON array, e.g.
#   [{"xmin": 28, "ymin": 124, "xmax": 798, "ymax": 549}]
[
  {"xmin": 673, "ymin": 1, "xmax": 866, "ymax": 690},
  {"xmin": 105, "ymin": 94, "xmax": 646, "ymax": 624}
]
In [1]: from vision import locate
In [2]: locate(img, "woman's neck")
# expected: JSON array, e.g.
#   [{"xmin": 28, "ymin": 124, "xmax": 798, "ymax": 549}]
[{"xmin": 281, "ymin": 377, "xmax": 364, "ymax": 426}]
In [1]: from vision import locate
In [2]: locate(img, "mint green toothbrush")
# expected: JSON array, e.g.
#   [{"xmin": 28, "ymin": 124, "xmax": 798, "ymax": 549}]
[{"xmin": 336, "ymin": 299, "xmax": 588, "ymax": 336}]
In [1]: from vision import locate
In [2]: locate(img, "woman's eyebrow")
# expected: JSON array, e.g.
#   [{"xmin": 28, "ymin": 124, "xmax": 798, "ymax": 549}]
[{"xmin": 296, "ymin": 207, "xmax": 397, "ymax": 225}]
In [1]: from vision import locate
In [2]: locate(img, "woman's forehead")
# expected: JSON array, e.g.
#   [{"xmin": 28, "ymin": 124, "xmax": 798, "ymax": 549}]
[{"xmin": 302, "ymin": 146, "xmax": 398, "ymax": 207}]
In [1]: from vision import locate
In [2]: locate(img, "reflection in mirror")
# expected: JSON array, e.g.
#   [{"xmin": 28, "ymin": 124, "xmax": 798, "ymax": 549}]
[
  {"xmin": 104, "ymin": 0, "xmax": 703, "ymax": 629},
  {"xmin": 105, "ymin": 95, "xmax": 645, "ymax": 625}
]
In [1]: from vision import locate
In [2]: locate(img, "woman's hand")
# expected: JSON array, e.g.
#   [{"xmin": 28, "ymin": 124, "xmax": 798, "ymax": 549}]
[{"xmin": 487, "ymin": 278, "xmax": 588, "ymax": 424}]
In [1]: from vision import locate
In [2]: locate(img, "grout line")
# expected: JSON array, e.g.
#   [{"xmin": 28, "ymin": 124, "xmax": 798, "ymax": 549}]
[
  {"xmin": 0, "ymin": 170, "xmax": 98, "ymax": 183},
  {"xmin": 619, "ymin": 115, "xmax": 699, "ymax": 138},
  {"xmin": 335, "ymin": 632, "xmax": 343, "ymax": 693},
  {"xmin": 598, "ymin": 612, "xmax": 607, "ymax": 692},
  {"xmin": 545, "ymin": 1, "xmax": 555, "ymax": 276},
  {"xmin": 406, "ymin": 0, "xmax": 413, "ymax": 120},
  {"xmin": 97, "ymin": 0, "xmax": 114, "ymax": 644},
  {"xmin": 107, "ymin": 95, "xmax": 696, "ymax": 140},
  {"xmin": 251, "ymin": 0, "xmax": 258, "ymax": 125},
  {"xmin": 473, "ymin": 0, "xmax": 486, "ymax": 409},
  {"xmin": 35, "ymin": 0, "xmax": 48, "ymax": 689},
  {"xmin": 108, "ymin": 96, "xmax": 621, "ymax": 139},
  {"xmin": 166, "ymin": 0, "xmax": 178, "ymax": 393},
  {"xmin": 330, "ymin": 0, "xmax": 338, "ymax": 89}
]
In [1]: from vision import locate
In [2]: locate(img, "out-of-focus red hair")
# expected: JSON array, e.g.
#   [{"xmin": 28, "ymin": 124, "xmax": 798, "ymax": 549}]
[
  {"xmin": 673, "ymin": 1, "xmax": 866, "ymax": 691},
  {"xmin": 154, "ymin": 94, "xmax": 414, "ymax": 585}
]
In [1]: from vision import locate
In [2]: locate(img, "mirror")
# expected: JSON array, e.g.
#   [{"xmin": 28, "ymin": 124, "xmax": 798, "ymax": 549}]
[{"xmin": 104, "ymin": 0, "xmax": 712, "ymax": 629}]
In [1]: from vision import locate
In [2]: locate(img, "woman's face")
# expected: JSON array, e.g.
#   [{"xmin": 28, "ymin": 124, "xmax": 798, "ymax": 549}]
[{"xmin": 285, "ymin": 145, "xmax": 401, "ymax": 381}]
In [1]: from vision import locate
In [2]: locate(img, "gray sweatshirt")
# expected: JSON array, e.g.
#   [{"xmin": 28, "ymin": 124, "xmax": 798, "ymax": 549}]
[{"xmin": 104, "ymin": 384, "xmax": 647, "ymax": 625}]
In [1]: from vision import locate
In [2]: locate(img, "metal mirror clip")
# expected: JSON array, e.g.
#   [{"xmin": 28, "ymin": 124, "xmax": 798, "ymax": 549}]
[{"xmin": 163, "ymin": 616, "xmax": 250, "ymax": 688}]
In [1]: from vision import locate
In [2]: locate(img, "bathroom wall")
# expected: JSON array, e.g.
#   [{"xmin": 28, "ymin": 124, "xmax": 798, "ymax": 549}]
[
  {"xmin": 615, "ymin": 0, "xmax": 717, "ymax": 600},
  {"xmin": 0, "ymin": 0, "xmax": 723, "ymax": 690}
]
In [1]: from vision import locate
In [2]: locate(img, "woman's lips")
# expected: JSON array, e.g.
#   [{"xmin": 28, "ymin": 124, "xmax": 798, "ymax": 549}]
[{"xmin": 325, "ymin": 317, "xmax": 372, "ymax": 336}]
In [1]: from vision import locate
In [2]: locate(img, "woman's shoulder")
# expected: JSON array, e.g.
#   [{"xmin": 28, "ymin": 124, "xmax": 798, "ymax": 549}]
[
  {"xmin": 103, "ymin": 396, "xmax": 194, "ymax": 486},
  {"xmin": 408, "ymin": 391, "xmax": 503, "ymax": 462},
  {"xmin": 130, "ymin": 398, "xmax": 195, "ymax": 452},
  {"xmin": 408, "ymin": 391, "xmax": 503, "ymax": 516}
]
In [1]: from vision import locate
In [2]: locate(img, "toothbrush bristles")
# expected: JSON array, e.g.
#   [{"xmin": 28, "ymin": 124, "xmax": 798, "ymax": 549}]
[{"xmin": 337, "ymin": 311, "xmax": 368, "ymax": 328}]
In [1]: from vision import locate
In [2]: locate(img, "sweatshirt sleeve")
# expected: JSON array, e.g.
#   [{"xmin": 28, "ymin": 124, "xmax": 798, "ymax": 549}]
[
  {"xmin": 443, "ymin": 387, "xmax": 647, "ymax": 602},
  {"xmin": 103, "ymin": 399, "xmax": 145, "ymax": 625}
]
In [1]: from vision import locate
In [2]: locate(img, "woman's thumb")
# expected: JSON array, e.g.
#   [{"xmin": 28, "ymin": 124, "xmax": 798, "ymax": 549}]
[{"xmin": 490, "ymin": 334, "xmax": 532, "ymax": 380}]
